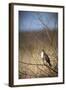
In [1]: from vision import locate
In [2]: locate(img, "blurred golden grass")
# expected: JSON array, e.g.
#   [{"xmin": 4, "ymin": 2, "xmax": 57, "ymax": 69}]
[{"xmin": 19, "ymin": 30, "xmax": 58, "ymax": 79}]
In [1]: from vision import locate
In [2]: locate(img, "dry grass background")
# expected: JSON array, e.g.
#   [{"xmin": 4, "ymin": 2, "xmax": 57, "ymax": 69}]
[{"xmin": 19, "ymin": 29, "xmax": 58, "ymax": 79}]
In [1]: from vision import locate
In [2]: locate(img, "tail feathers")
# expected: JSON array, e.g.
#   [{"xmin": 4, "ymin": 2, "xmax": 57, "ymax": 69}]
[
  {"xmin": 43, "ymin": 60, "xmax": 52, "ymax": 67},
  {"xmin": 49, "ymin": 62, "xmax": 52, "ymax": 67}
]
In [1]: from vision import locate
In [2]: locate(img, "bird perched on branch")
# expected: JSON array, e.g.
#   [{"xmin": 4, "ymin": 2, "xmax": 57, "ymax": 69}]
[{"xmin": 41, "ymin": 49, "xmax": 51, "ymax": 66}]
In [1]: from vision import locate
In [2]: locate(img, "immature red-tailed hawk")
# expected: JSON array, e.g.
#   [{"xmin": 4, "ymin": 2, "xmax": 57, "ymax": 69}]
[{"xmin": 41, "ymin": 49, "xmax": 51, "ymax": 66}]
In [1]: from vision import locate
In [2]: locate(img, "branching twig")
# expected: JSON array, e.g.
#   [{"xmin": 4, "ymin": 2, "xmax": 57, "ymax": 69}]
[{"xmin": 19, "ymin": 61, "xmax": 58, "ymax": 73}]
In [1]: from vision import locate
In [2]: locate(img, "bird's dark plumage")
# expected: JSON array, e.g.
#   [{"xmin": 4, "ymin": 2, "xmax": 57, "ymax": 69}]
[
  {"xmin": 41, "ymin": 49, "xmax": 51, "ymax": 66},
  {"xmin": 44, "ymin": 53, "xmax": 51, "ymax": 66}
]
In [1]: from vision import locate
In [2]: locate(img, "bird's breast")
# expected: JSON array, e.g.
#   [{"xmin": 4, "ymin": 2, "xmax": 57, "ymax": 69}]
[{"xmin": 41, "ymin": 52, "xmax": 44, "ymax": 58}]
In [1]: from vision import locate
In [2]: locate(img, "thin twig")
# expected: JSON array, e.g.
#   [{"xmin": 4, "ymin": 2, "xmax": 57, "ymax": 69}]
[{"xmin": 19, "ymin": 61, "xmax": 58, "ymax": 73}]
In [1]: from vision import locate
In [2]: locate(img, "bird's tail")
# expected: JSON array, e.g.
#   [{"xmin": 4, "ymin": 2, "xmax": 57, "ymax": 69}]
[{"xmin": 49, "ymin": 63, "xmax": 52, "ymax": 67}]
